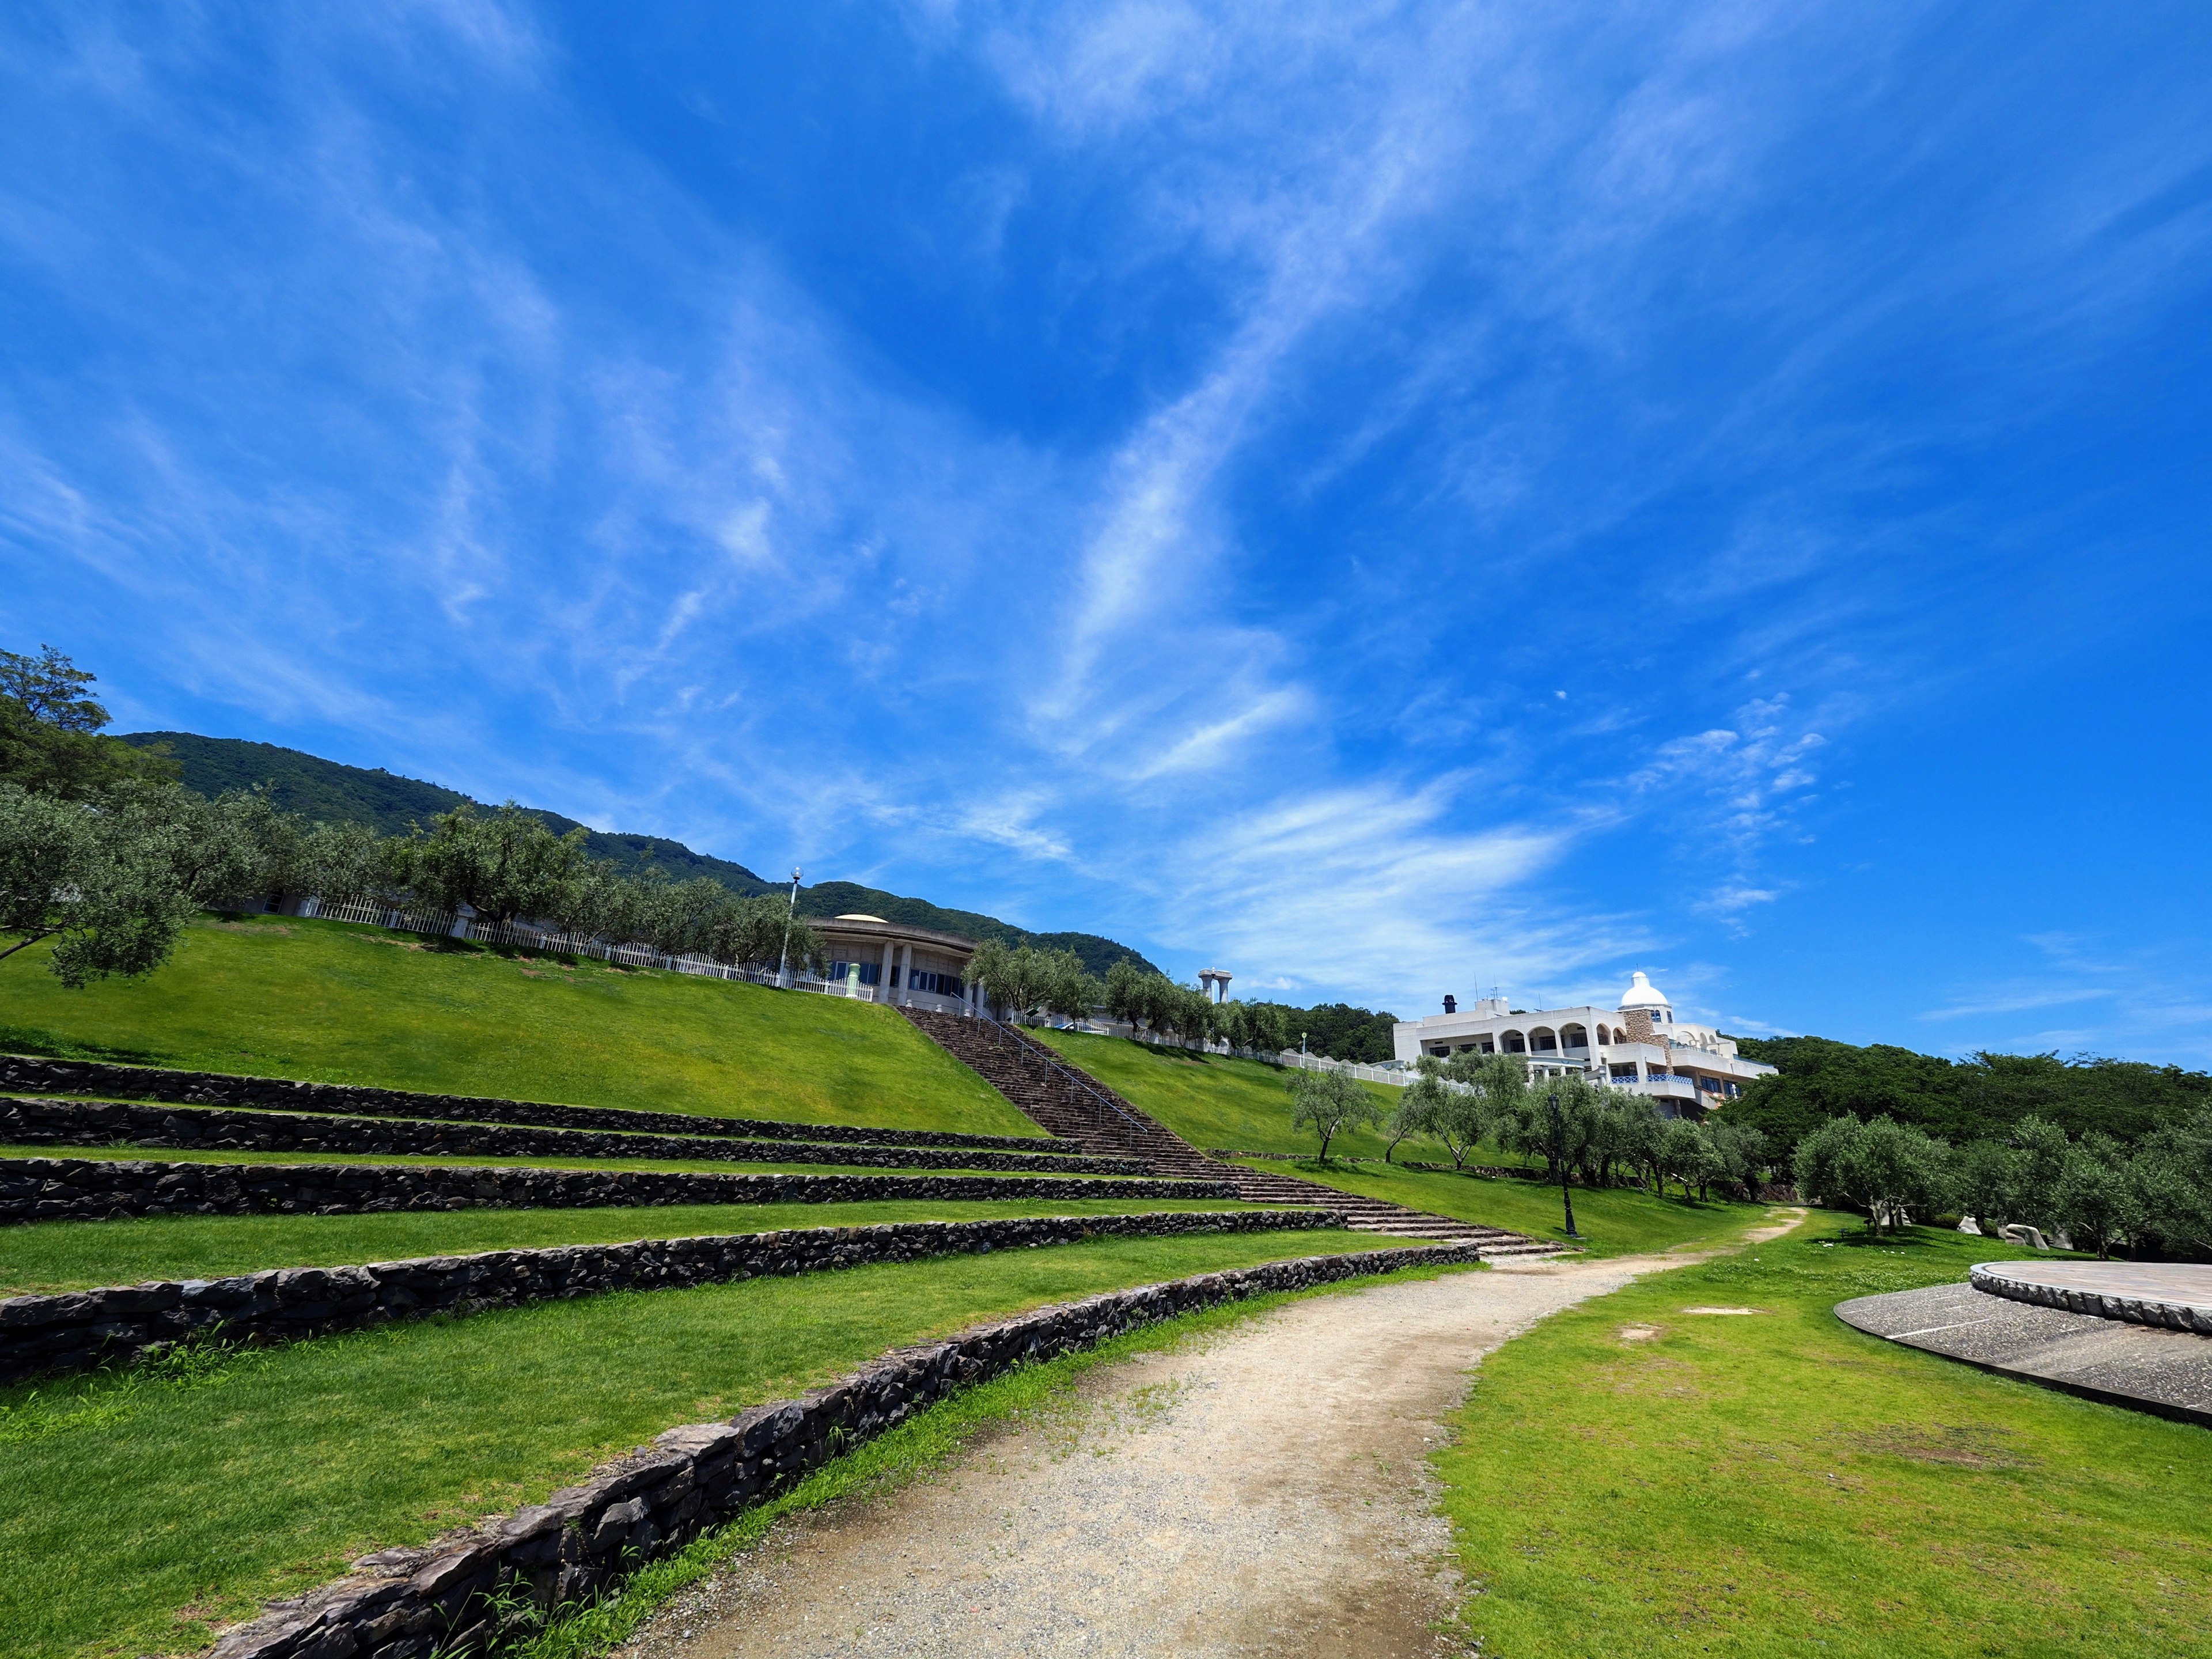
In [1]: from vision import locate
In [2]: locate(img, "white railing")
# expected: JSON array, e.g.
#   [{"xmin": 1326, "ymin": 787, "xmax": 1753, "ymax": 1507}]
[
  {"xmin": 1275, "ymin": 1051, "xmax": 1412, "ymax": 1088},
  {"xmin": 255, "ymin": 893, "xmax": 988, "ymax": 1011}
]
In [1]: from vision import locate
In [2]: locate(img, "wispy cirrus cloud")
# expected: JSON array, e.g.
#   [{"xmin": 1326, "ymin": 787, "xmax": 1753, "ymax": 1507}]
[{"xmin": 5, "ymin": 1, "xmax": 2211, "ymax": 1040}]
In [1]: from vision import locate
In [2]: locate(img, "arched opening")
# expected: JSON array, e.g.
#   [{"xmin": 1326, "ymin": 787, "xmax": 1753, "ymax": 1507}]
[
  {"xmin": 1529, "ymin": 1026, "xmax": 1558, "ymax": 1052},
  {"xmin": 1560, "ymin": 1024, "xmax": 1589, "ymax": 1051},
  {"xmin": 1502, "ymin": 1030, "xmax": 1527, "ymax": 1053}
]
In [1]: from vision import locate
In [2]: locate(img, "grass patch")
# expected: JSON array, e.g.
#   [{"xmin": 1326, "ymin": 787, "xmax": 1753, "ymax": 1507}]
[
  {"xmin": 1032, "ymin": 1028, "xmax": 1410, "ymax": 1158},
  {"xmin": 0, "ymin": 1227, "xmax": 1405, "ymax": 1658},
  {"xmin": 507, "ymin": 1255, "xmax": 1485, "ymax": 1659},
  {"xmin": 0, "ymin": 1199, "xmax": 1312, "ymax": 1295},
  {"xmin": 1438, "ymin": 1213, "xmax": 2212, "ymax": 1658},
  {"xmin": 1246, "ymin": 1158, "xmax": 1775, "ymax": 1256},
  {"xmin": 0, "ymin": 915, "xmax": 1034, "ymax": 1138}
]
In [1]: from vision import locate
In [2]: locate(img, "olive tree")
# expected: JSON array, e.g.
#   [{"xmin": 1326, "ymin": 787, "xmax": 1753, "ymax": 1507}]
[
  {"xmin": 1287, "ymin": 1067, "xmax": 1387, "ymax": 1162},
  {"xmin": 1219, "ymin": 999, "xmax": 1290, "ymax": 1057},
  {"xmin": 1954, "ymin": 1139, "xmax": 2021, "ymax": 1237},
  {"xmin": 1041, "ymin": 950, "xmax": 1101, "ymax": 1025},
  {"xmin": 2007, "ymin": 1116, "xmax": 2071, "ymax": 1236},
  {"xmin": 970, "ymin": 939, "xmax": 1054, "ymax": 1020},
  {"xmin": 1391, "ymin": 1057, "xmax": 1490, "ymax": 1168},
  {"xmin": 1793, "ymin": 1113, "xmax": 1953, "ymax": 1234},
  {"xmin": 392, "ymin": 802, "xmax": 592, "ymax": 925},
  {"xmin": 2055, "ymin": 1133, "xmax": 2129, "ymax": 1259},
  {"xmin": 1703, "ymin": 1116, "xmax": 1770, "ymax": 1200},
  {"xmin": 0, "ymin": 780, "xmax": 254, "ymax": 988}
]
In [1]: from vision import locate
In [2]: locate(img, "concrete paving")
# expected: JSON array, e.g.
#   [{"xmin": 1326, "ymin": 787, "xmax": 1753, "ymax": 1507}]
[{"xmin": 1836, "ymin": 1281, "xmax": 2212, "ymax": 1426}]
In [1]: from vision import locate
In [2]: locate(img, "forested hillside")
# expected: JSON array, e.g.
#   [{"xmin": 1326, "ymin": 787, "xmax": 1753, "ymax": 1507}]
[
  {"xmin": 1281, "ymin": 1001, "xmax": 1402, "ymax": 1063},
  {"xmin": 120, "ymin": 730, "xmax": 1158, "ymax": 976},
  {"xmin": 1731, "ymin": 1033, "xmax": 2212, "ymax": 1153}
]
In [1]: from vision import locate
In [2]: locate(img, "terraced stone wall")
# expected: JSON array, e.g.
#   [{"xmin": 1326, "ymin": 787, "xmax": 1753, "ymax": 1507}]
[
  {"xmin": 0, "ymin": 1097, "xmax": 1143, "ymax": 1176},
  {"xmin": 0, "ymin": 1209, "xmax": 1345, "ymax": 1382},
  {"xmin": 204, "ymin": 1241, "xmax": 1483, "ymax": 1659},
  {"xmin": 0, "ymin": 1055, "xmax": 1073, "ymax": 1153},
  {"xmin": 0, "ymin": 1156, "xmax": 1238, "ymax": 1226}
]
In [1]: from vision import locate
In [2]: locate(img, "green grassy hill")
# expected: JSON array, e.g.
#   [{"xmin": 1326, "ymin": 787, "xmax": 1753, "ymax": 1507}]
[
  {"xmin": 0, "ymin": 914, "xmax": 1038, "ymax": 1137},
  {"xmin": 1032, "ymin": 1028, "xmax": 1407, "ymax": 1158},
  {"xmin": 119, "ymin": 732, "xmax": 1158, "ymax": 976}
]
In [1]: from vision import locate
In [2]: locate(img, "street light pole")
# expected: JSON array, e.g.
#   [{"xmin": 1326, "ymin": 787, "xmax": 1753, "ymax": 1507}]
[
  {"xmin": 775, "ymin": 867, "xmax": 801, "ymax": 988},
  {"xmin": 1547, "ymin": 1089, "xmax": 1580, "ymax": 1238}
]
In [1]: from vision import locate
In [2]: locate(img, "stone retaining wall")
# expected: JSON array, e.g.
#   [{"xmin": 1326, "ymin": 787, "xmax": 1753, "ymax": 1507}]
[
  {"xmin": 206, "ymin": 1240, "xmax": 1482, "ymax": 1659},
  {"xmin": 0, "ymin": 1097, "xmax": 1146, "ymax": 1177},
  {"xmin": 1968, "ymin": 1265, "xmax": 2212, "ymax": 1334},
  {"xmin": 0, "ymin": 1157, "xmax": 1236, "ymax": 1227},
  {"xmin": 0, "ymin": 1055, "xmax": 1074, "ymax": 1154},
  {"xmin": 0, "ymin": 1209, "xmax": 1344, "ymax": 1382}
]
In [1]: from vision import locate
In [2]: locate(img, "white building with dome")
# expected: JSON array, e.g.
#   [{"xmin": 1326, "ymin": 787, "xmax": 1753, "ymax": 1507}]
[{"xmin": 1388, "ymin": 972, "xmax": 1775, "ymax": 1118}]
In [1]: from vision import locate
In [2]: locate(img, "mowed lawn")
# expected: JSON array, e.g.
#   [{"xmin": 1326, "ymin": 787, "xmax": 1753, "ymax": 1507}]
[
  {"xmin": 0, "ymin": 914, "xmax": 1035, "ymax": 1137},
  {"xmin": 0, "ymin": 1227, "xmax": 1408, "ymax": 1659},
  {"xmin": 1033, "ymin": 1029, "xmax": 1407, "ymax": 1157},
  {"xmin": 0, "ymin": 1198, "xmax": 1304, "ymax": 1295},
  {"xmin": 1440, "ymin": 1214, "xmax": 2212, "ymax": 1658},
  {"xmin": 1249, "ymin": 1158, "xmax": 1778, "ymax": 1256}
]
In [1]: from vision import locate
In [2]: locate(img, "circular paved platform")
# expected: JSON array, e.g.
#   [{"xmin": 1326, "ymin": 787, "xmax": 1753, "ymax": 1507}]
[
  {"xmin": 1836, "ymin": 1281, "xmax": 2212, "ymax": 1426},
  {"xmin": 1970, "ymin": 1260, "xmax": 2212, "ymax": 1333}
]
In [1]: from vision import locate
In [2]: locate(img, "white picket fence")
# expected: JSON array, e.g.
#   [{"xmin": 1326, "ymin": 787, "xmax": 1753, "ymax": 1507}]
[
  {"xmin": 1273, "ymin": 1050, "xmax": 1414, "ymax": 1087},
  {"xmin": 249, "ymin": 893, "xmax": 987, "ymax": 1014},
  {"xmin": 1073, "ymin": 1020, "xmax": 1416, "ymax": 1086},
  {"xmin": 247, "ymin": 894, "xmax": 874, "ymax": 991}
]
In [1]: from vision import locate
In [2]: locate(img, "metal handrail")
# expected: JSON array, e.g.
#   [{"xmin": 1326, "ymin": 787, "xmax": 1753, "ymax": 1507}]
[{"xmin": 970, "ymin": 1010, "xmax": 1154, "ymax": 1141}]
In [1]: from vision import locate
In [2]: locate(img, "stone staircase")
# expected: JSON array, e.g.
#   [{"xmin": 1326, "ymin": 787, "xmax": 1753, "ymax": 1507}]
[{"xmin": 899, "ymin": 1009, "xmax": 1562, "ymax": 1257}]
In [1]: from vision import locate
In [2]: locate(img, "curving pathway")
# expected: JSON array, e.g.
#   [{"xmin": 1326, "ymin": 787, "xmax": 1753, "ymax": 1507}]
[{"xmin": 615, "ymin": 1239, "xmax": 1774, "ymax": 1659}]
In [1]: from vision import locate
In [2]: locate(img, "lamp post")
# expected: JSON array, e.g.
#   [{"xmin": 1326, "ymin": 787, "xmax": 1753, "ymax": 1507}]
[
  {"xmin": 1547, "ymin": 1089, "xmax": 1580, "ymax": 1238},
  {"xmin": 775, "ymin": 867, "xmax": 801, "ymax": 988}
]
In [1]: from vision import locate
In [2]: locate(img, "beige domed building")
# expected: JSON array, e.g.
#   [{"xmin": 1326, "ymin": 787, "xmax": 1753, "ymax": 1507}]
[
  {"xmin": 1389, "ymin": 971, "xmax": 1776, "ymax": 1118},
  {"xmin": 805, "ymin": 914, "xmax": 983, "ymax": 1014}
]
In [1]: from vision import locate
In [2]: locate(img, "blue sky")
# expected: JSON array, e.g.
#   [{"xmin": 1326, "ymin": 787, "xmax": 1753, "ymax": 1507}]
[{"xmin": 5, "ymin": 4, "xmax": 2210, "ymax": 1062}]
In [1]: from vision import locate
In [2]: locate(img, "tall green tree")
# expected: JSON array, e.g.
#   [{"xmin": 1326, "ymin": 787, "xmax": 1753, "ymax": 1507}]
[
  {"xmin": 392, "ymin": 802, "xmax": 592, "ymax": 925},
  {"xmin": 2055, "ymin": 1134, "xmax": 2128, "ymax": 1259},
  {"xmin": 1793, "ymin": 1113, "xmax": 1953, "ymax": 1234},
  {"xmin": 1041, "ymin": 950, "xmax": 1102, "ymax": 1025},
  {"xmin": 2008, "ymin": 1116, "xmax": 2071, "ymax": 1235},
  {"xmin": 0, "ymin": 646, "xmax": 180, "ymax": 801},
  {"xmin": 1287, "ymin": 1067, "xmax": 1387, "ymax": 1162},
  {"xmin": 1953, "ymin": 1139, "xmax": 2021, "ymax": 1237},
  {"xmin": 0, "ymin": 780, "xmax": 257, "ymax": 987},
  {"xmin": 1395, "ymin": 1056, "xmax": 1493, "ymax": 1168}
]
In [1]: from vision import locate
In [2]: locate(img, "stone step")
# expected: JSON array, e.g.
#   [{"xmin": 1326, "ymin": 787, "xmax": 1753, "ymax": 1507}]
[{"xmin": 896, "ymin": 1007, "xmax": 1565, "ymax": 1260}]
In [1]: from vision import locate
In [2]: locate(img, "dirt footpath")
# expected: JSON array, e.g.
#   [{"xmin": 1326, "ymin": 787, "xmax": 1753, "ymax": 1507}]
[{"xmin": 618, "ymin": 1236, "xmax": 1771, "ymax": 1659}]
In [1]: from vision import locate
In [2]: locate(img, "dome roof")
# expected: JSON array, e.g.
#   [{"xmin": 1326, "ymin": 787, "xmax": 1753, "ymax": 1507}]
[{"xmin": 1618, "ymin": 971, "xmax": 1672, "ymax": 1012}]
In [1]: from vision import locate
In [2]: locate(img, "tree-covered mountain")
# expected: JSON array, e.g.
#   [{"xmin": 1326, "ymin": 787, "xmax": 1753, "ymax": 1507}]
[
  {"xmin": 121, "ymin": 731, "xmax": 1159, "ymax": 977},
  {"xmin": 1272, "ymin": 1001, "xmax": 1402, "ymax": 1064},
  {"xmin": 1729, "ymin": 1033, "xmax": 2212, "ymax": 1155}
]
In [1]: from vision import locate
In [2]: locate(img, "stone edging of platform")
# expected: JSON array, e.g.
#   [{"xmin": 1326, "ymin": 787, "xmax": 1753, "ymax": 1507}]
[
  {"xmin": 204, "ymin": 1241, "xmax": 1483, "ymax": 1659},
  {"xmin": 1968, "ymin": 1263, "xmax": 2212, "ymax": 1334}
]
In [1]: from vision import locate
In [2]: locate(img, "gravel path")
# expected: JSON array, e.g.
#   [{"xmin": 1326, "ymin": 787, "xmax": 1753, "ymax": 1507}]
[{"xmin": 618, "ymin": 1243, "xmax": 1744, "ymax": 1659}]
